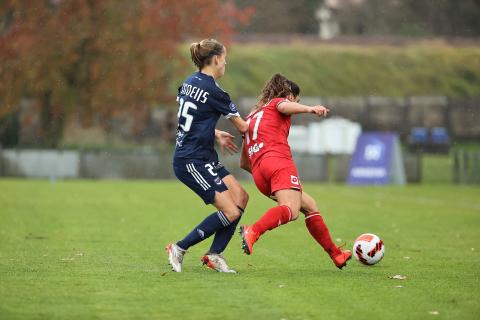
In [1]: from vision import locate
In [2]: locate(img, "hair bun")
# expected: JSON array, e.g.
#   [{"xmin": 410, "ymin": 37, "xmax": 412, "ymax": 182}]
[
  {"xmin": 189, "ymin": 39, "xmax": 224, "ymax": 70},
  {"xmin": 190, "ymin": 42, "xmax": 199, "ymax": 51}
]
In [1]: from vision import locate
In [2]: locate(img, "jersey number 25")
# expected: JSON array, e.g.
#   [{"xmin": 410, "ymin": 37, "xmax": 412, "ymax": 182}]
[{"xmin": 177, "ymin": 98, "xmax": 197, "ymax": 132}]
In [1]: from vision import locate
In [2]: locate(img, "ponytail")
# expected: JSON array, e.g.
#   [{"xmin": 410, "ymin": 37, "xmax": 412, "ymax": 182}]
[{"xmin": 190, "ymin": 39, "xmax": 224, "ymax": 70}]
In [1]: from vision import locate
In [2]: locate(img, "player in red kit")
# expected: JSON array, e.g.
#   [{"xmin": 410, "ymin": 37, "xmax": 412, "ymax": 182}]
[{"xmin": 239, "ymin": 73, "xmax": 352, "ymax": 269}]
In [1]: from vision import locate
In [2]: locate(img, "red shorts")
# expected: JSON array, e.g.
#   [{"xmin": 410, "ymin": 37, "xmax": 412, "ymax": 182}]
[{"xmin": 252, "ymin": 156, "xmax": 302, "ymax": 197}]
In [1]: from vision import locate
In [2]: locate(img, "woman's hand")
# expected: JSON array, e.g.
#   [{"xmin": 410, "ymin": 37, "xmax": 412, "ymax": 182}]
[
  {"xmin": 215, "ymin": 129, "xmax": 239, "ymax": 155},
  {"xmin": 309, "ymin": 105, "xmax": 330, "ymax": 117}
]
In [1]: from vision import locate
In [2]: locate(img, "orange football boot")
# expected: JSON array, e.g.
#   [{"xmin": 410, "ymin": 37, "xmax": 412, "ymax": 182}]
[
  {"xmin": 239, "ymin": 225, "xmax": 259, "ymax": 255},
  {"xmin": 331, "ymin": 249, "xmax": 352, "ymax": 269}
]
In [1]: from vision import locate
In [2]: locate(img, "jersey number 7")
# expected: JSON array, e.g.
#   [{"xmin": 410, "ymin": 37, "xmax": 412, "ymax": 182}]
[{"xmin": 245, "ymin": 111, "xmax": 264, "ymax": 144}]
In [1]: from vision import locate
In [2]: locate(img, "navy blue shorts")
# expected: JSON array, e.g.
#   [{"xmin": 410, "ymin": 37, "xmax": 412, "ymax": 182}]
[{"xmin": 173, "ymin": 159, "xmax": 230, "ymax": 205}]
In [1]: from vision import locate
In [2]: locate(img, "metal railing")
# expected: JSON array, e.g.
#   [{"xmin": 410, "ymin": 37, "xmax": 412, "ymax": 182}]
[{"xmin": 453, "ymin": 150, "xmax": 480, "ymax": 184}]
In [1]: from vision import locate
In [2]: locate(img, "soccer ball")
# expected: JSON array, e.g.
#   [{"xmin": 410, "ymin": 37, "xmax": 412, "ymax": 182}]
[{"xmin": 353, "ymin": 233, "xmax": 385, "ymax": 265}]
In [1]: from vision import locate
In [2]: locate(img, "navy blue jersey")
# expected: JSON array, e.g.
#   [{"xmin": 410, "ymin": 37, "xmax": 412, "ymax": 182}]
[{"xmin": 174, "ymin": 72, "xmax": 240, "ymax": 161}]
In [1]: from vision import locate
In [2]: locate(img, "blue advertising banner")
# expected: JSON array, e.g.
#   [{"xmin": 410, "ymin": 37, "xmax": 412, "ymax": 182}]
[{"xmin": 347, "ymin": 132, "xmax": 406, "ymax": 185}]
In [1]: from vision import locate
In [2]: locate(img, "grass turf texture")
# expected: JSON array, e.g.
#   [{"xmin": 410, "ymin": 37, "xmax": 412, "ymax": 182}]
[
  {"xmin": 174, "ymin": 43, "xmax": 480, "ymax": 99},
  {"xmin": 1, "ymin": 179, "xmax": 479, "ymax": 319}
]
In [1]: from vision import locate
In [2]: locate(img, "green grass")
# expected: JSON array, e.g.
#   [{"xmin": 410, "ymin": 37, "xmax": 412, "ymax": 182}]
[
  {"xmin": 422, "ymin": 154, "xmax": 453, "ymax": 184},
  {"xmin": 1, "ymin": 179, "xmax": 479, "ymax": 319}
]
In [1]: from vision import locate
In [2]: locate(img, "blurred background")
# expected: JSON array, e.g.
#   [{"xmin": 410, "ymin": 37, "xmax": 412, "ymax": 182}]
[{"xmin": 0, "ymin": 0, "xmax": 479, "ymax": 184}]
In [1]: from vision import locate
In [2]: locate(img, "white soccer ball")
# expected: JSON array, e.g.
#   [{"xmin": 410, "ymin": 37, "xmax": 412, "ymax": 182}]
[{"xmin": 353, "ymin": 233, "xmax": 385, "ymax": 265}]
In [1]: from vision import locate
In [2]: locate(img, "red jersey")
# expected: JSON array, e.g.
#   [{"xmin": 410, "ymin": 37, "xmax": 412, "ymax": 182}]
[{"xmin": 244, "ymin": 98, "xmax": 292, "ymax": 169}]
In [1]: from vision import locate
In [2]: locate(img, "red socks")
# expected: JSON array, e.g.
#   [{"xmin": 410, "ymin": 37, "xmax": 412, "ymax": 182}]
[
  {"xmin": 304, "ymin": 212, "xmax": 341, "ymax": 257},
  {"xmin": 250, "ymin": 207, "xmax": 340, "ymax": 259},
  {"xmin": 252, "ymin": 205, "xmax": 292, "ymax": 236}
]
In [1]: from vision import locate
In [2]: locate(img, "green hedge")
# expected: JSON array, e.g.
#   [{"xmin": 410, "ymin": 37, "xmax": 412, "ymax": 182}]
[{"xmin": 178, "ymin": 43, "xmax": 480, "ymax": 99}]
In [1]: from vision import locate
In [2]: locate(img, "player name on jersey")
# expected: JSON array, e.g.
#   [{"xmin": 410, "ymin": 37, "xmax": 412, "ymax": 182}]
[{"xmin": 179, "ymin": 83, "xmax": 210, "ymax": 104}]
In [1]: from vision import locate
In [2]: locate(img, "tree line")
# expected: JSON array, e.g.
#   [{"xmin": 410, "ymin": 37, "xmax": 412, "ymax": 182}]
[
  {"xmin": 0, "ymin": 0, "xmax": 253, "ymax": 147},
  {"xmin": 1, "ymin": 0, "xmax": 478, "ymax": 148}
]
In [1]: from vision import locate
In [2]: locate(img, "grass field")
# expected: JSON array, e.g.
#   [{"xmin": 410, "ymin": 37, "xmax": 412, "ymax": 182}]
[
  {"xmin": 174, "ymin": 43, "xmax": 480, "ymax": 99},
  {"xmin": 1, "ymin": 179, "xmax": 479, "ymax": 319}
]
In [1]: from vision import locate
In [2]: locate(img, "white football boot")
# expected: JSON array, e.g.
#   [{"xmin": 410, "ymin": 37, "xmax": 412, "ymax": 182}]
[
  {"xmin": 165, "ymin": 243, "xmax": 187, "ymax": 272},
  {"xmin": 201, "ymin": 253, "xmax": 237, "ymax": 273}
]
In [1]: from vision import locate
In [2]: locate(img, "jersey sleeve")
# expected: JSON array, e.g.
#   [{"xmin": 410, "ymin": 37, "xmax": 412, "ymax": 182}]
[
  {"xmin": 271, "ymin": 97, "xmax": 290, "ymax": 110},
  {"xmin": 211, "ymin": 88, "xmax": 241, "ymax": 119}
]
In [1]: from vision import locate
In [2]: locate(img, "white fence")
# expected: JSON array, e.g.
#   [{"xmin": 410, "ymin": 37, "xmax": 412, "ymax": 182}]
[
  {"xmin": 1, "ymin": 150, "xmax": 80, "ymax": 178},
  {"xmin": 0, "ymin": 148, "xmax": 422, "ymax": 183},
  {"xmin": 0, "ymin": 149, "xmax": 329, "ymax": 181},
  {"xmin": 0, "ymin": 149, "xmax": 173, "ymax": 180}
]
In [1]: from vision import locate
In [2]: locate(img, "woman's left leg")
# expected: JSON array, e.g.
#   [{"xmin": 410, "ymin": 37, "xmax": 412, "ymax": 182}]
[
  {"xmin": 301, "ymin": 191, "xmax": 352, "ymax": 269},
  {"xmin": 208, "ymin": 174, "xmax": 249, "ymax": 254}
]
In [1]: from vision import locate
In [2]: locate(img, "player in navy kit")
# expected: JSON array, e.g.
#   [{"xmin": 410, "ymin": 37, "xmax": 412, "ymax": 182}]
[{"xmin": 166, "ymin": 39, "xmax": 249, "ymax": 273}]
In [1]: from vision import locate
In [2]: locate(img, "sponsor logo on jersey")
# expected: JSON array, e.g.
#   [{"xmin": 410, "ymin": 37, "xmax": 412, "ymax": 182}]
[
  {"xmin": 248, "ymin": 142, "xmax": 264, "ymax": 157},
  {"xmin": 175, "ymin": 130, "xmax": 185, "ymax": 147}
]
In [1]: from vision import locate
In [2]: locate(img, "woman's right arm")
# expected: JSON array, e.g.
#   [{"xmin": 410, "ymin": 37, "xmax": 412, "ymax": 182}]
[
  {"xmin": 229, "ymin": 116, "xmax": 249, "ymax": 134},
  {"xmin": 277, "ymin": 101, "xmax": 330, "ymax": 117}
]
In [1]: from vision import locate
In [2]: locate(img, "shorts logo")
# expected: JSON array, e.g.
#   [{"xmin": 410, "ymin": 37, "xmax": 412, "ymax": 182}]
[
  {"xmin": 291, "ymin": 175, "xmax": 299, "ymax": 185},
  {"xmin": 214, "ymin": 177, "xmax": 223, "ymax": 185}
]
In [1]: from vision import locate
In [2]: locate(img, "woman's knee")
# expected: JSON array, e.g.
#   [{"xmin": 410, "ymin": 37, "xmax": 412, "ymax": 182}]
[
  {"xmin": 276, "ymin": 190, "xmax": 302, "ymax": 220},
  {"xmin": 279, "ymin": 202, "xmax": 301, "ymax": 221},
  {"xmin": 238, "ymin": 188, "xmax": 249, "ymax": 209},
  {"xmin": 214, "ymin": 191, "xmax": 242, "ymax": 221},
  {"xmin": 223, "ymin": 206, "xmax": 242, "ymax": 221},
  {"xmin": 289, "ymin": 206, "xmax": 301, "ymax": 220},
  {"xmin": 223, "ymin": 176, "xmax": 249, "ymax": 209},
  {"xmin": 302, "ymin": 202, "xmax": 317, "ymax": 215},
  {"xmin": 227, "ymin": 186, "xmax": 249, "ymax": 210},
  {"xmin": 301, "ymin": 193, "xmax": 318, "ymax": 214}
]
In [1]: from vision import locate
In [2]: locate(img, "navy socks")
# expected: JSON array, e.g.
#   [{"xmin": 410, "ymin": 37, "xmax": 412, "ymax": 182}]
[
  {"xmin": 177, "ymin": 211, "xmax": 231, "ymax": 250},
  {"xmin": 209, "ymin": 207, "xmax": 244, "ymax": 254}
]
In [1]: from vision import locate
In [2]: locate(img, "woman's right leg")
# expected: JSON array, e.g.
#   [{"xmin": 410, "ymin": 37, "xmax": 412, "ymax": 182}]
[
  {"xmin": 240, "ymin": 157, "xmax": 303, "ymax": 254},
  {"xmin": 240, "ymin": 189, "xmax": 301, "ymax": 255}
]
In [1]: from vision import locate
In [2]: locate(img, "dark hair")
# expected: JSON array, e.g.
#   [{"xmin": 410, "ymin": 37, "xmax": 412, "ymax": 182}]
[
  {"xmin": 256, "ymin": 73, "xmax": 301, "ymax": 109},
  {"xmin": 190, "ymin": 39, "xmax": 225, "ymax": 70}
]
